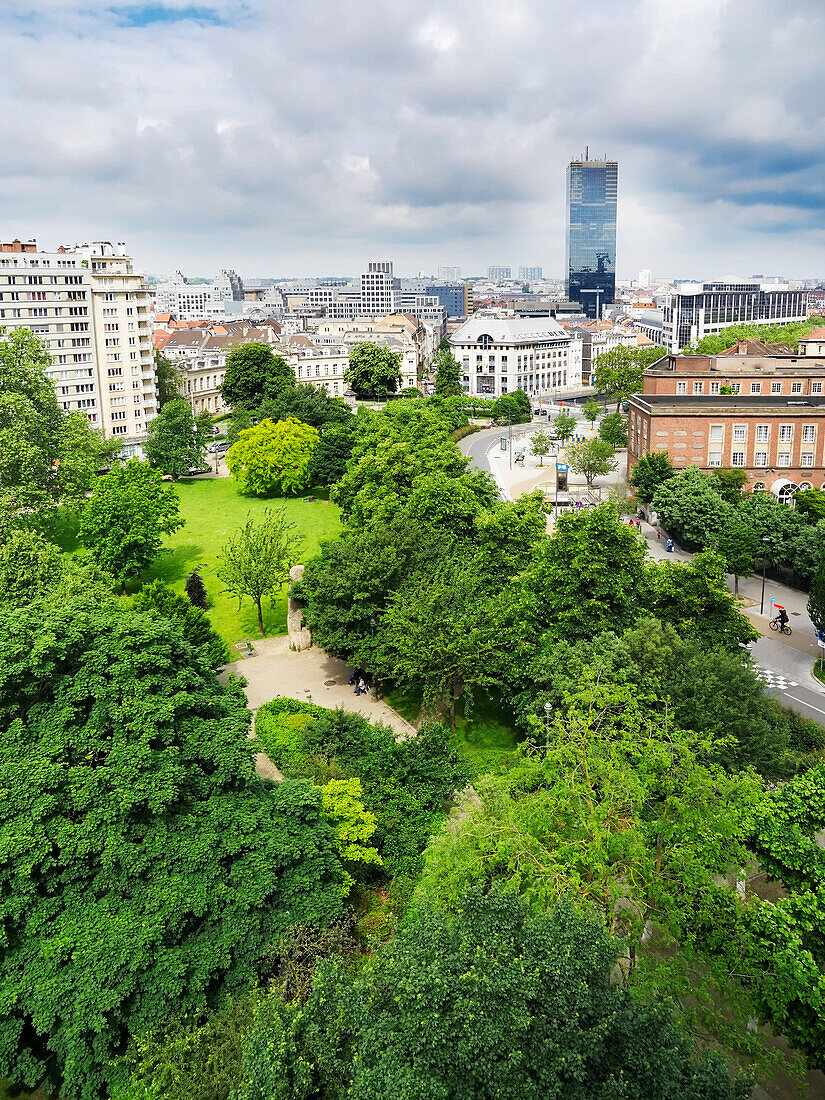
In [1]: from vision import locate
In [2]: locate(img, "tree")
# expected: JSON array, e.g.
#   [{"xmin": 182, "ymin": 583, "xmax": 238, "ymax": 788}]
[
  {"xmin": 53, "ymin": 411, "xmax": 121, "ymax": 507},
  {"xmin": 793, "ymin": 488, "xmax": 825, "ymax": 523},
  {"xmin": 0, "ymin": 527, "xmax": 64, "ymax": 606},
  {"xmin": 713, "ymin": 518, "xmax": 761, "ymax": 594},
  {"xmin": 597, "ymin": 410, "xmax": 628, "ymax": 448},
  {"xmin": 78, "ymin": 459, "xmax": 184, "ymax": 590},
  {"xmin": 345, "ymin": 343, "xmax": 402, "ymax": 399},
  {"xmin": 235, "ymin": 888, "xmax": 748, "ymax": 1100},
  {"xmin": 551, "ymin": 409, "xmax": 577, "ymax": 443},
  {"xmin": 808, "ymin": 556, "xmax": 825, "ymax": 634},
  {"xmin": 651, "ymin": 466, "xmax": 727, "ymax": 548},
  {"xmin": 433, "ymin": 342, "xmax": 462, "ymax": 396},
  {"xmin": 492, "ymin": 388, "xmax": 531, "ymax": 424},
  {"xmin": 320, "ymin": 777, "xmax": 382, "ymax": 895},
  {"xmin": 227, "ymin": 417, "xmax": 319, "ymax": 496},
  {"xmin": 221, "ymin": 343, "xmax": 295, "ymax": 409},
  {"xmin": 218, "ymin": 510, "xmax": 302, "ymax": 636},
  {"xmin": 306, "ymin": 422, "xmax": 357, "ymax": 487},
  {"xmin": 629, "ymin": 451, "xmax": 674, "ymax": 504},
  {"xmin": 143, "ymin": 397, "xmax": 211, "ymax": 480},
  {"xmin": 154, "ymin": 349, "xmax": 183, "ymax": 407},
  {"xmin": 529, "ymin": 430, "xmax": 551, "ymax": 466},
  {"xmin": 593, "ymin": 344, "xmax": 664, "ymax": 410},
  {"xmin": 0, "ymin": 601, "xmax": 344, "ymax": 1099},
  {"xmin": 565, "ymin": 436, "xmax": 617, "ymax": 489},
  {"xmin": 711, "ymin": 466, "xmax": 748, "ymax": 503},
  {"xmin": 226, "ymin": 405, "xmax": 255, "ymax": 448},
  {"xmin": 132, "ymin": 578, "xmax": 227, "ymax": 667},
  {"xmin": 185, "ymin": 566, "xmax": 209, "ymax": 609},
  {"xmin": 258, "ymin": 384, "xmax": 354, "ymax": 430},
  {"xmin": 582, "ymin": 398, "xmax": 601, "ymax": 424}
]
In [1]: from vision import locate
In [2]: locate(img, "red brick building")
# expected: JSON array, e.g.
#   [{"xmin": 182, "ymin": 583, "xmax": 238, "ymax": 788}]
[
  {"xmin": 627, "ymin": 393, "xmax": 825, "ymax": 501},
  {"xmin": 641, "ymin": 341, "xmax": 825, "ymax": 399}
]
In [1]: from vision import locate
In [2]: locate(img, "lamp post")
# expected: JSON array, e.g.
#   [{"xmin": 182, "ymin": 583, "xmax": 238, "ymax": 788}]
[
  {"xmin": 543, "ymin": 701, "xmax": 553, "ymax": 753},
  {"xmin": 759, "ymin": 536, "xmax": 771, "ymax": 615},
  {"xmin": 370, "ymin": 617, "xmax": 378, "ymax": 698}
]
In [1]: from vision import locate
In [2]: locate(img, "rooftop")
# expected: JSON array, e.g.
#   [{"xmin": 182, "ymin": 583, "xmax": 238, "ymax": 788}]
[
  {"xmin": 631, "ymin": 393, "xmax": 825, "ymax": 411},
  {"xmin": 450, "ymin": 315, "xmax": 569, "ymax": 343}
]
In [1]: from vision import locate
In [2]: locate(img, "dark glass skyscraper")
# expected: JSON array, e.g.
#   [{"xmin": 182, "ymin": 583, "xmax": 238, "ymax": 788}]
[{"xmin": 565, "ymin": 157, "xmax": 618, "ymax": 319}]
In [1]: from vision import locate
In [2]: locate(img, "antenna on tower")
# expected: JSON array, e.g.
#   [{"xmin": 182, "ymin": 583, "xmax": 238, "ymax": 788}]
[{"xmin": 585, "ymin": 144, "xmax": 589, "ymax": 160}]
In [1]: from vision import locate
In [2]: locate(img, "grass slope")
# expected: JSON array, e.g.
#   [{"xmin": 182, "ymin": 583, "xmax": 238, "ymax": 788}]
[{"xmin": 148, "ymin": 478, "xmax": 340, "ymax": 647}]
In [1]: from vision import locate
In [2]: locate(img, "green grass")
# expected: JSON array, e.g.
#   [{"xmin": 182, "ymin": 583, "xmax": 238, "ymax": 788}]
[
  {"xmin": 383, "ymin": 684, "xmax": 521, "ymax": 776},
  {"xmin": 146, "ymin": 478, "xmax": 340, "ymax": 650}
]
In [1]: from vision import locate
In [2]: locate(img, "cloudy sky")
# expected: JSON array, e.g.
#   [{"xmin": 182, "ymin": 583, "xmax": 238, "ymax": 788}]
[{"xmin": 2, "ymin": 0, "xmax": 824, "ymax": 280}]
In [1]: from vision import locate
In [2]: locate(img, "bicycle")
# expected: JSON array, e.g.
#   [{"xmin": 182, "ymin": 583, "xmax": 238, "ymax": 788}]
[{"xmin": 769, "ymin": 618, "xmax": 792, "ymax": 635}]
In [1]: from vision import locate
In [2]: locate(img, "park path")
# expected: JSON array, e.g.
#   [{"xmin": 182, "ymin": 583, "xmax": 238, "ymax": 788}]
[{"xmin": 219, "ymin": 636, "xmax": 416, "ymax": 780}]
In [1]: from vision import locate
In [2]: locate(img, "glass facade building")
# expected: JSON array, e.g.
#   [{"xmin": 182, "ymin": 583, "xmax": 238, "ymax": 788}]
[{"xmin": 565, "ymin": 158, "xmax": 618, "ymax": 319}]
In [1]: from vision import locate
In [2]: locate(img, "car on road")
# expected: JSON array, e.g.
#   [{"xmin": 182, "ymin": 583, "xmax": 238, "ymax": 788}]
[{"xmin": 207, "ymin": 439, "xmax": 230, "ymax": 454}]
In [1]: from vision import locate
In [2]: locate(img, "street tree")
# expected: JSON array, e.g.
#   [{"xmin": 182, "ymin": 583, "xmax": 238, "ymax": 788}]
[
  {"xmin": 551, "ymin": 409, "xmax": 577, "ymax": 443},
  {"xmin": 565, "ymin": 436, "xmax": 617, "ymax": 489},
  {"xmin": 711, "ymin": 466, "xmax": 748, "ymax": 503},
  {"xmin": 0, "ymin": 601, "xmax": 344, "ymax": 1100},
  {"xmin": 492, "ymin": 389, "xmax": 531, "ymax": 424},
  {"xmin": 529, "ymin": 430, "xmax": 552, "ymax": 466},
  {"xmin": 227, "ymin": 416, "xmax": 319, "ymax": 496},
  {"xmin": 713, "ymin": 518, "xmax": 761, "ymax": 594},
  {"xmin": 629, "ymin": 450, "xmax": 674, "ymax": 504},
  {"xmin": 218, "ymin": 509, "xmax": 303, "ymax": 635},
  {"xmin": 144, "ymin": 397, "xmax": 211, "ymax": 480},
  {"xmin": 433, "ymin": 342, "xmax": 462, "ymax": 396},
  {"xmin": 793, "ymin": 488, "xmax": 825, "ymax": 523},
  {"xmin": 345, "ymin": 343, "xmax": 402, "ymax": 399},
  {"xmin": 598, "ymin": 410, "xmax": 628, "ymax": 448},
  {"xmin": 154, "ymin": 349, "xmax": 183, "ymax": 407},
  {"xmin": 807, "ymin": 556, "xmax": 825, "ymax": 634},
  {"xmin": 593, "ymin": 344, "xmax": 664, "ymax": 410},
  {"xmin": 78, "ymin": 459, "xmax": 184, "ymax": 589},
  {"xmin": 651, "ymin": 466, "xmax": 727, "ymax": 548},
  {"xmin": 234, "ymin": 887, "xmax": 748, "ymax": 1100},
  {"xmin": 221, "ymin": 343, "xmax": 295, "ymax": 409},
  {"xmin": 582, "ymin": 398, "xmax": 601, "ymax": 424}
]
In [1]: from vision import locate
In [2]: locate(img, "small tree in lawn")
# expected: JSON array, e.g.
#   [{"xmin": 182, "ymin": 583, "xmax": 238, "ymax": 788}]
[
  {"xmin": 566, "ymin": 437, "xmax": 617, "ymax": 490},
  {"xmin": 144, "ymin": 397, "xmax": 211, "ymax": 480},
  {"xmin": 629, "ymin": 451, "xmax": 675, "ymax": 504},
  {"xmin": 530, "ymin": 430, "xmax": 552, "ymax": 467},
  {"xmin": 808, "ymin": 556, "xmax": 825, "ymax": 635},
  {"xmin": 227, "ymin": 417, "xmax": 319, "ymax": 496},
  {"xmin": 552, "ymin": 410, "xmax": 577, "ymax": 444},
  {"xmin": 185, "ymin": 566, "xmax": 208, "ymax": 609},
  {"xmin": 598, "ymin": 410, "xmax": 628, "ymax": 449},
  {"xmin": 582, "ymin": 398, "xmax": 600, "ymax": 425},
  {"xmin": 218, "ymin": 510, "xmax": 303, "ymax": 636}
]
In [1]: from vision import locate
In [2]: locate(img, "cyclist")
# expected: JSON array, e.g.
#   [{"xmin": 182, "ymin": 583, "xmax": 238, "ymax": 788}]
[{"xmin": 772, "ymin": 605, "xmax": 790, "ymax": 632}]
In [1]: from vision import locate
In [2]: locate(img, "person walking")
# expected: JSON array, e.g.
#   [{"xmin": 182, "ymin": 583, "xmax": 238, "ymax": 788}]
[
  {"xmin": 358, "ymin": 676, "xmax": 367, "ymax": 696},
  {"xmin": 666, "ymin": 538, "xmax": 674, "ymax": 553}
]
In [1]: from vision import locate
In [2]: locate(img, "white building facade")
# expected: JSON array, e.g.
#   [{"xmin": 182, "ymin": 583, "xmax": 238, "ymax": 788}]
[
  {"xmin": 450, "ymin": 316, "xmax": 580, "ymax": 397},
  {"xmin": 662, "ymin": 281, "xmax": 808, "ymax": 353},
  {"xmin": 0, "ymin": 238, "xmax": 156, "ymax": 453}
]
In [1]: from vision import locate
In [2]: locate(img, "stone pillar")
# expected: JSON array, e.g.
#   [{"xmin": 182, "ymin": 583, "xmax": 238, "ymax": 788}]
[{"xmin": 287, "ymin": 563, "xmax": 312, "ymax": 650}]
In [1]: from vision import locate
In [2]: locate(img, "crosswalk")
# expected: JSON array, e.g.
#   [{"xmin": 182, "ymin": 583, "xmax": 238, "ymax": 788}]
[{"xmin": 754, "ymin": 666, "xmax": 799, "ymax": 691}]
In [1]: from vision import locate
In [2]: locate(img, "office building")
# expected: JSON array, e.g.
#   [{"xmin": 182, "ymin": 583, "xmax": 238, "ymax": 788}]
[
  {"xmin": 637, "ymin": 269, "xmax": 652, "ymax": 288},
  {"xmin": 565, "ymin": 156, "xmax": 618, "ymax": 318},
  {"xmin": 487, "ymin": 266, "xmax": 512, "ymax": 282},
  {"xmin": 0, "ymin": 238, "xmax": 156, "ymax": 453},
  {"xmin": 662, "ymin": 282, "xmax": 807, "ymax": 353},
  {"xmin": 424, "ymin": 282, "xmax": 471, "ymax": 319},
  {"xmin": 449, "ymin": 315, "xmax": 581, "ymax": 397},
  {"xmin": 438, "ymin": 266, "xmax": 461, "ymax": 281},
  {"xmin": 360, "ymin": 260, "xmax": 398, "ymax": 315},
  {"xmin": 519, "ymin": 266, "xmax": 543, "ymax": 282}
]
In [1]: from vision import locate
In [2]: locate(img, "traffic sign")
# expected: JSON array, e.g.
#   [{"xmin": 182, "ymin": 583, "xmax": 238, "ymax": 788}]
[{"xmin": 556, "ymin": 462, "xmax": 569, "ymax": 471}]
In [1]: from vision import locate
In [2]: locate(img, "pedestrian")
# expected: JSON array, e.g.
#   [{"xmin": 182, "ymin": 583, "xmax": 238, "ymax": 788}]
[
  {"xmin": 657, "ymin": 528, "xmax": 661, "ymax": 540},
  {"xmin": 628, "ymin": 518, "xmax": 634, "ymax": 527},
  {"xmin": 666, "ymin": 538, "xmax": 674, "ymax": 553},
  {"xmin": 358, "ymin": 677, "xmax": 367, "ymax": 696},
  {"xmin": 348, "ymin": 671, "xmax": 356, "ymax": 685}
]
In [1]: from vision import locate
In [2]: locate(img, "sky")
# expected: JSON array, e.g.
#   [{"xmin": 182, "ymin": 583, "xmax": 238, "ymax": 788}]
[{"xmin": 2, "ymin": 0, "xmax": 825, "ymax": 281}]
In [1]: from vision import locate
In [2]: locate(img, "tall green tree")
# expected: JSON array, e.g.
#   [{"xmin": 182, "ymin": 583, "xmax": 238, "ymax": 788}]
[
  {"xmin": 529, "ymin": 429, "xmax": 552, "ymax": 466},
  {"xmin": 0, "ymin": 601, "xmax": 343, "ymax": 1100},
  {"xmin": 598, "ymin": 410, "xmax": 628, "ymax": 448},
  {"xmin": 551, "ymin": 409, "xmax": 577, "ymax": 443},
  {"xmin": 234, "ymin": 887, "xmax": 748, "ymax": 1100},
  {"xmin": 218, "ymin": 509, "xmax": 302, "ymax": 635},
  {"xmin": 132, "ymin": 579, "xmax": 227, "ymax": 667},
  {"xmin": 565, "ymin": 436, "xmax": 617, "ymax": 489},
  {"xmin": 345, "ymin": 343, "xmax": 402, "ymax": 400},
  {"xmin": 144, "ymin": 397, "xmax": 211, "ymax": 480},
  {"xmin": 711, "ymin": 466, "xmax": 748, "ymax": 503},
  {"xmin": 712, "ymin": 519, "xmax": 760, "ymax": 594},
  {"xmin": 433, "ymin": 342, "xmax": 462, "ymax": 396},
  {"xmin": 582, "ymin": 398, "xmax": 601, "ymax": 425},
  {"xmin": 258, "ymin": 384, "xmax": 354, "ymax": 430},
  {"xmin": 221, "ymin": 343, "xmax": 295, "ymax": 409},
  {"xmin": 629, "ymin": 450, "xmax": 674, "ymax": 504},
  {"xmin": 651, "ymin": 466, "xmax": 727, "ymax": 548},
  {"xmin": 0, "ymin": 528, "xmax": 64, "ymax": 606},
  {"xmin": 807, "ymin": 556, "xmax": 825, "ymax": 634},
  {"xmin": 52, "ymin": 411, "xmax": 121, "ymax": 506},
  {"xmin": 153, "ymin": 349, "xmax": 183, "ymax": 407},
  {"xmin": 227, "ymin": 417, "xmax": 319, "ymax": 496},
  {"xmin": 593, "ymin": 344, "xmax": 664, "ymax": 411},
  {"xmin": 78, "ymin": 459, "xmax": 184, "ymax": 589},
  {"xmin": 306, "ymin": 422, "xmax": 357, "ymax": 488}
]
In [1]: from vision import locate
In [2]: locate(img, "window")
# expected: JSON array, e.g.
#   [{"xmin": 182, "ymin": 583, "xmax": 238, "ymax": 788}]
[
  {"xmin": 709, "ymin": 425, "xmax": 723, "ymax": 443},
  {"xmin": 730, "ymin": 383, "xmax": 741, "ymax": 394},
  {"xmin": 803, "ymin": 424, "xmax": 816, "ymax": 442},
  {"xmin": 733, "ymin": 425, "xmax": 746, "ymax": 443},
  {"xmin": 693, "ymin": 381, "xmax": 703, "ymax": 394},
  {"xmin": 801, "ymin": 453, "xmax": 814, "ymax": 467},
  {"xmin": 710, "ymin": 381, "xmax": 720, "ymax": 394},
  {"xmin": 800, "ymin": 482, "xmax": 813, "ymax": 490},
  {"xmin": 750, "ymin": 382, "xmax": 761, "ymax": 394},
  {"xmin": 675, "ymin": 380, "xmax": 687, "ymax": 394},
  {"xmin": 791, "ymin": 382, "xmax": 803, "ymax": 394},
  {"xmin": 756, "ymin": 424, "xmax": 769, "ymax": 442},
  {"xmin": 777, "ymin": 451, "xmax": 791, "ymax": 467},
  {"xmin": 813, "ymin": 382, "xmax": 823, "ymax": 394},
  {"xmin": 112, "ymin": 425, "xmax": 127, "ymax": 435},
  {"xmin": 111, "ymin": 411, "xmax": 127, "ymax": 421},
  {"xmin": 731, "ymin": 451, "xmax": 745, "ymax": 467},
  {"xmin": 779, "ymin": 424, "xmax": 793, "ymax": 442},
  {"xmin": 753, "ymin": 482, "xmax": 766, "ymax": 491},
  {"xmin": 709, "ymin": 451, "xmax": 722, "ymax": 466},
  {"xmin": 771, "ymin": 382, "xmax": 782, "ymax": 394},
  {"xmin": 754, "ymin": 450, "xmax": 768, "ymax": 466}
]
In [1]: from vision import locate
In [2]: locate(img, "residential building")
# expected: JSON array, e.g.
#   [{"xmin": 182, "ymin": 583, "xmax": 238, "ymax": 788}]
[
  {"xmin": 154, "ymin": 269, "xmax": 245, "ymax": 320},
  {"xmin": 449, "ymin": 315, "xmax": 580, "ymax": 397},
  {"xmin": 637, "ymin": 269, "xmax": 652, "ymax": 289},
  {"xmin": 315, "ymin": 314, "xmax": 430, "ymax": 388},
  {"xmin": 662, "ymin": 281, "xmax": 807, "ymax": 353},
  {"xmin": 565, "ymin": 156, "xmax": 618, "ymax": 318},
  {"xmin": 519, "ymin": 266, "xmax": 543, "ymax": 282},
  {"xmin": 560, "ymin": 320, "xmax": 642, "ymax": 384},
  {"xmin": 628, "ymin": 392, "xmax": 825, "ymax": 501},
  {"xmin": 438, "ymin": 266, "xmax": 461, "ymax": 281},
  {"xmin": 283, "ymin": 334, "xmax": 350, "ymax": 396},
  {"xmin": 0, "ymin": 238, "xmax": 155, "ymax": 453},
  {"xmin": 799, "ymin": 327, "xmax": 825, "ymax": 357},
  {"xmin": 424, "ymin": 283, "xmax": 471, "ymax": 319},
  {"xmin": 640, "ymin": 342, "xmax": 825, "ymax": 400},
  {"xmin": 487, "ymin": 266, "xmax": 512, "ymax": 282}
]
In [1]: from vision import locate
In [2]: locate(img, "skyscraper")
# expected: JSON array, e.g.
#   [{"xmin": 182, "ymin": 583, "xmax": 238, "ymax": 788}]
[{"xmin": 565, "ymin": 155, "xmax": 617, "ymax": 319}]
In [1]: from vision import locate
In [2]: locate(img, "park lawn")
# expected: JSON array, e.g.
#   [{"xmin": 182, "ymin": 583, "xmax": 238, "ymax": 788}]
[{"xmin": 148, "ymin": 477, "xmax": 340, "ymax": 651}]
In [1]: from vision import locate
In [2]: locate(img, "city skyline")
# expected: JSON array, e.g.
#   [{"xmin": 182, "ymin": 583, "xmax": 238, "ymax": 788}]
[{"xmin": 1, "ymin": 1, "xmax": 824, "ymax": 278}]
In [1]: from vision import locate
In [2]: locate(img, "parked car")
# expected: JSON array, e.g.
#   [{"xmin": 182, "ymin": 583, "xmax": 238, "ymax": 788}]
[
  {"xmin": 207, "ymin": 439, "xmax": 230, "ymax": 454},
  {"xmin": 187, "ymin": 463, "xmax": 211, "ymax": 476}
]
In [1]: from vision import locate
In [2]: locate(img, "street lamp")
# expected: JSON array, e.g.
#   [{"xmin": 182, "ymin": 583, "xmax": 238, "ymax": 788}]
[
  {"xmin": 370, "ymin": 617, "xmax": 378, "ymax": 698},
  {"xmin": 543, "ymin": 701, "xmax": 553, "ymax": 753},
  {"xmin": 759, "ymin": 536, "xmax": 771, "ymax": 615}
]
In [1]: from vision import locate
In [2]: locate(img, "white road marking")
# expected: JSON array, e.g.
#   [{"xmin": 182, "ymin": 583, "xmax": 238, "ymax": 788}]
[{"xmin": 783, "ymin": 694, "xmax": 825, "ymax": 718}]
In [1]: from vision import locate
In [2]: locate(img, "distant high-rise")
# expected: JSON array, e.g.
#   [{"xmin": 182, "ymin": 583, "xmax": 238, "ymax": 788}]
[
  {"xmin": 438, "ymin": 266, "xmax": 461, "ymax": 281},
  {"xmin": 565, "ymin": 155, "xmax": 618, "ymax": 319},
  {"xmin": 519, "ymin": 266, "xmax": 543, "ymax": 282},
  {"xmin": 637, "ymin": 268, "xmax": 652, "ymax": 289},
  {"xmin": 487, "ymin": 266, "xmax": 512, "ymax": 282}
]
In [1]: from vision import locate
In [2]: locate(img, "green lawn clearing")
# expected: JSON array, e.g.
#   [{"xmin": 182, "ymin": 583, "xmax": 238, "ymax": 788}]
[{"xmin": 148, "ymin": 477, "xmax": 340, "ymax": 650}]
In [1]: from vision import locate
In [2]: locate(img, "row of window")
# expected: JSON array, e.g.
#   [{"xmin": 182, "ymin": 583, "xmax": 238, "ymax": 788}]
[
  {"xmin": 676, "ymin": 379, "xmax": 821, "ymax": 396},
  {"xmin": 723, "ymin": 451, "xmax": 819, "ymax": 468}
]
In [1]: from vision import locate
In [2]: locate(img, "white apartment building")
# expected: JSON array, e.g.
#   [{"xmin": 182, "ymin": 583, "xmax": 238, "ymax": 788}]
[
  {"xmin": 315, "ymin": 315, "xmax": 427, "ymax": 388},
  {"xmin": 662, "ymin": 281, "xmax": 807, "ymax": 353},
  {"xmin": 360, "ymin": 261, "xmax": 397, "ymax": 315},
  {"xmin": 154, "ymin": 269, "xmax": 245, "ymax": 320},
  {"xmin": 519, "ymin": 266, "xmax": 543, "ymax": 282},
  {"xmin": 450, "ymin": 316, "xmax": 579, "ymax": 398},
  {"xmin": 284, "ymin": 335, "xmax": 350, "ymax": 396},
  {"xmin": 0, "ymin": 238, "xmax": 156, "ymax": 453}
]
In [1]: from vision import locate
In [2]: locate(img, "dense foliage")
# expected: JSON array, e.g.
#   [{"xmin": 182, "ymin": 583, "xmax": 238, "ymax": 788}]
[
  {"xmin": 226, "ymin": 416, "xmax": 319, "ymax": 496},
  {"xmin": 221, "ymin": 343, "xmax": 295, "ymax": 409},
  {"xmin": 143, "ymin": 397, "xmax": 211, "ymax": 479},
  {"xmin": 593, "ymin": 344, "xmax": 665, "ymax": 409},
  {"xmin": 685, "ymin": 316, "xmax": 825, "ymax": 354},
  {"xmin": 345, "ymin": 343, "xmax": 402, "ymax": 399}
]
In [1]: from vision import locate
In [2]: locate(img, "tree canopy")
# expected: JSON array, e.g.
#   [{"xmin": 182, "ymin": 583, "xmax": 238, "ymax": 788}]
[
  {"xmin": 593, "ymin": 344, "xmax": 664, "ymax": 410},
  {"xmin": 345, "ymin": 343, "xmax": 402, "ymax": 399},
  {"xmin": 220, "ymin": 343, "xmax": 295, "ymax": 409},
  {"xmin": 432, "ymin": 342, "xmax": 462, "ymax": 396},
  {"xmin": 565, "ymin": 436, "xmax": 617, "ymax": 488},
  {"xmin": 219, "ymin": 509, "xmax": 302, "ymax": 636},
  {"xmin": 226, "ymin": 416, "xmax": 319, "ymax": 496},
  {"xmin": 143, "ymin": 397, "xmax": 211, "ymax": 479}
]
